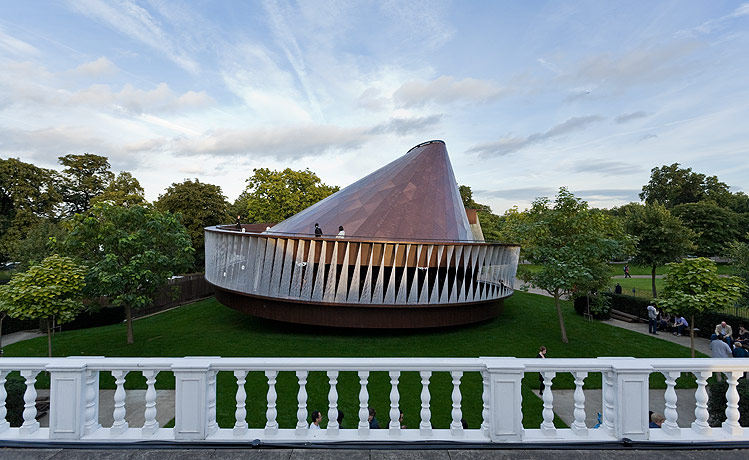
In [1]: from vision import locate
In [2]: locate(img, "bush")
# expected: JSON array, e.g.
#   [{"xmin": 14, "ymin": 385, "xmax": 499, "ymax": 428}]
[
  {"xmin": 5, "ymin": 375, "xmax": 26, "ymax": 427},
  {"xmin": 691, "ymin": 310, "xmax": 749, "ymax": 340},
  {"xmin": 61, "ymin": 305, "xmax": 124, "ymax": 332},
  {"xmin": 707, "ymin": 378, "xmax": 749, "ymax": 427},
  {"xmin": 573, "ymin": 294, "xmax": 611, "ymax": 320},
  {"xmin": 602, "ymin": 293, "xmax": 650, "ymax": 319}
]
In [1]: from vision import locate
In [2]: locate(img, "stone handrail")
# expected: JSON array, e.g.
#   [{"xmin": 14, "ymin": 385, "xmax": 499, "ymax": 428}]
[{"xmin": 0, "ymin": 357, "xmax": 747, "ymax": 444}]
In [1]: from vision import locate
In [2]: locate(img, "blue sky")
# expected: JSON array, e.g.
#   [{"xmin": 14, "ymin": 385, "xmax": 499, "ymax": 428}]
[{"xmin": 1, "ymin": 1, "xmax": 747, "ymax": 213}]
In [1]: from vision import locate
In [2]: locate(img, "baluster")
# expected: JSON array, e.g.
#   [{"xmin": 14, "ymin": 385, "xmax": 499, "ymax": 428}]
[
  {"xmin": 110, "ymin": 370, "xmax": 128, "ymax": 435},
  {"xmin": 540, "ymin": 371, "xmax": 556, "ymax": 436},
  {"xmin": 265, "ymin": 370, "xmax": 279, "ymax": 434},
  {"xmin": 0, "ymin": 370, "xmax": 9, "ymax": 433},
  {"xmin": 142, "ymin": 370, "xmax": 160, "ymax": 436},
  {"xmin": 571, "ymin": 371, "xmax": 588, "ymax": 436},
  {"xmin": 419, "ymin": 370, "xmax": 432, "ymax": 435},
  {"xmin": 296, "ymin": 370, "xmax": 309, "ymax": 434},
  {"xmin": 723, "ymin": 371, "xmax": 742, "ymax": 435},
  {"xmin": 233, "ymin": 370, "xmax": 248, "ymax": 436},
  {"xmin": 691, "ymin": 371, "xmax": 711, "ymax": 435},
  {"xmin": 450, "ymin": 371, "xmax": 464, "ymax": 436},
  {"xmin": 602, "ymin": 370, "xmax": 615, "ymax": 435},
  {"xmin": 83, "ymin": 370, "xmax": 101, "ymax": 435},
  {"xmin": 327, "ymin": 371, "xmax": 339, "ymax": 434},
  {"xmin": 389, "ymin": 371, "xmax": 401, "ymax": 434},
  {"xmin": 661, "ymin": 371, "xmax": 680, "ymax": 435},
  {"xmin": 207, "ymin": 370, "xmax": 218, "ymax": 436},
  {"xmin": 19, "ymin": 370, "xmax": 40, "ymax": 435},
  {"xmin": 481, "ymin": 370, "xmax": 490, "ymax": 437},
  {"xmin": 358, "ymin": 371, "xmax": 370, "ymax": 434}
]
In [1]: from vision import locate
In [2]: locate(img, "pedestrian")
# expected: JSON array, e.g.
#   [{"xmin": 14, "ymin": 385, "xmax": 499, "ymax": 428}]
[
  {"xmin": 235, "ymin": 215, "xmax": 242, "ymax": 230},
  {"xmin": 537, "ymin": 346, "xmax": 547, "ymax": 396},
  {"xmin": 647, "ymin": 304, "xmax": 658, "ymax": 335},
  {"xmin": 314, "ymin": 223, "xmax": 322, "ymax": 237},
  {"xmin": 624, "ymin": 264, "xmax": 631, "ymax": 278},
  {"xmin": 614, "ymin": 283, "xmax": 622, "ymax": 295}
]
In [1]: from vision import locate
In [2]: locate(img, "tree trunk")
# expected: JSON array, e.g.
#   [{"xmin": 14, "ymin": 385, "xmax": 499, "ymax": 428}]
[
  {"xmin": 46, "ymin": 318, "xmax": 52, "ymax": 358},
  {"xmin": 126, "ymin": 305, "xmax": 134, "ymax": 345},
  {"xmin": 690, "ymin": 314, "xmax": 695, "ymax": 358},
  {"xmin": 651, "ymin": 264, "xmax": 658, "ymax": 298},
  {"xmin": 554, "ymin": 291, "xmax": 569, "ymax": 343}
]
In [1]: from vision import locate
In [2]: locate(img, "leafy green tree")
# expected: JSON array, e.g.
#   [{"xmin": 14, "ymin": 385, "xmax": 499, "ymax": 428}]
[
  {"xmin": 500, "ymin": 188, "xmax": 629, "ymax": 343},
  {"xmin": 58, "ymin": 153, "xmax": 114, "ymax": 215},
  {"xmin": 728, "ymin": 237, "xmax": 749, "ymax": 308},
  {"xmin": 233, "ymin": 168, "xmax": 339, "ymax": 223},
  {"xmin": 9, "ymin": 219, "xmax": 67, "ymax": 272},
  {"xmin": 155, "ymin": 179, "xmax": 230, "ymax": 271},
  {"xmin": 65, "ymin": 204, "xmax": 193, "ymax": 344},
  {"xmin": 0, "ymin": 254, "xmax": 86, "ymax": 356},
  {"xmin": 459, "ymin": 185, "xmax": 502, "ymax": 240},
  {"xmin": 640, "ymin": 163, "xmax": 731, "ymax": 208},
  {"xmin": 658, "ymin": 257, "xmax": 745, "ymax": 357},
  {"xmin": 672, "ymin": 201, "xmax": 739, "ymax": 256},
  {"xmin": 91, "ymin": 171, "xmax": 146, "ymax": 208},
  {"xmin": 624, "ymin": 202, "xmax": 695, "ymax": 297},
  {"xmin": 0, "ymin": 158, "xmax": 62, "ymax": 262}
]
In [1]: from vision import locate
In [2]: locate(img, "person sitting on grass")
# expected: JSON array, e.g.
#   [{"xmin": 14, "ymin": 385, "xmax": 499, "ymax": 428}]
[{"xmin": 673, "ymin": 315, "xmax": 688, "ymax": 336}]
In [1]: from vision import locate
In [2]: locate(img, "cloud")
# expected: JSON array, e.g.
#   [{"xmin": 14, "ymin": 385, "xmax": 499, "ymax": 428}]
[
  {"xmin": 71, "ymin": 57, "xmax": 118, "ymax": 77},
  {"xmin": 564, "ymin": 88, "xmax": 593, "ymax": 102},
  {"xmin": 615, "ymin": 111, "xmax": 650, "ymax": 123},
  {"xmin": 467, "ymin": 115, "xmax": 604, "ymax": 157},
  {"xmin": 393, "ymin": 76, "xmax": 507, "ymax": 107},
  {"xmin": 684, "ymin": 2, "xmax": 749, "ymax": 36},
  {"xmin": 571, "ymin": 160, "xmax": 642, "ymax": 176},
  {"xmin": 0, "ymin": 27, "xmax": 39, "ymax": 56},
  {"xmin": 476, "ymin": 187, "xmax": 640, "ymax": 203},
  {"xmin": 639, "ymin": 133, "xmax": 658, "ymax": 141},
  {"xmin": 367, "ymin": 115, "xmax": 443, "ymax": 135},
  {"xmin": 574, "ymin": 189, "xmax": 640, "ymax": 202},
  {"xmin": 67, "ymin": 0, "xmax": 200, "ymax": 73}
]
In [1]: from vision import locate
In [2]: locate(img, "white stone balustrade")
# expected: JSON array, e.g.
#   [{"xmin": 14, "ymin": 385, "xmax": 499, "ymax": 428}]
[{"xmin": 0, "ymin": 357, "xmax": 745, "ymax": 444}]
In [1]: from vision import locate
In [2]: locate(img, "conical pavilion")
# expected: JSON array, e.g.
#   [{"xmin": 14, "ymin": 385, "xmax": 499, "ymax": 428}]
[
  {"xmin": 205, "ymin": 140, "xmax": 520, "ymax": 328},
  {"xmin": 269, "ymin": 140, "xmax": 473, "ymax": 241}
]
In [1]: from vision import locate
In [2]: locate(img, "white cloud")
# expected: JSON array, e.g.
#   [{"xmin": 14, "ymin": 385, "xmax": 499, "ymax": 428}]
[
  {"xmin": 71, "ymin": 56, "xmax": 118, "ymax": 77},
  {"xmin": 0, "ymin": 27, "xmax": 39, "ymax": 56},
  {"xmin": 393, "ymin": 76, "xmax": 508, "ymax": 107}
]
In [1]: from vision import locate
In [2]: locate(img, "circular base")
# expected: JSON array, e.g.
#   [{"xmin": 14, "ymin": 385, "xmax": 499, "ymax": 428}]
[{"xmin": 214, "ymin": 288, "xmax": 506, "ymax": 329}]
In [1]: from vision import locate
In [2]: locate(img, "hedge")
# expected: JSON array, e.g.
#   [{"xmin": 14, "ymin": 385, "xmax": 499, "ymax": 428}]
[{"xmin": 708, "ymin": 379, "xmax": 749, "ymax": 427}]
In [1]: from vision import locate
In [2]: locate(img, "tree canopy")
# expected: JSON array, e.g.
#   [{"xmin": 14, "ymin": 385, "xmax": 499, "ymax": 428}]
[
  {"xmin": 459, "ymin": 185, "xmax": 501, "ymax": 240},
  {"xmin": 155, "ymin": 179, "xmax": 230, "ymax": 271},
  {"xmin": 233, "ymin": 168, "xmax": 339, "ymax": 223},
  {"xmin": 657, "ymin": 257, "xmax": 745, "ymax": 357},
  {"xmin": 640, "ymin": 163, "xmax": 731, "ymax": 208},
  {"xmin": 58, "ymin": 153, "xmax": 114, "ymax": 215},
  {"xmin": 498, "ymin": 188, "xmax": 630, "ymax": 343},
  {"xmin": 624, "ymin": 202, "xmax": 695, "ymax": 297},
  {"xmin": 672, "ymin": 200, "xmax": 739, "ymax": 257},
  {"xmin": 65, "ymin": 203, "xmax": 193, "ymax": 344},
  {"xmin": 91, "ymin": 171, "xmax": 146, "ymax": 208},
  {"xmin": 0, "ymin": 254, "xmax": 86, "ymax": 356}
]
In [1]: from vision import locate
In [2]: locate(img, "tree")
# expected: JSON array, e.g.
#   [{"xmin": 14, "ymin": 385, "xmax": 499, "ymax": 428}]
[
  {"xmin": 9, "ymin": 219, "xmax": 67, "ymax": 272},
  {"xmin": 65, "ymin": 204, "xmax": 193, "ymax": 344},
  {"xmin": 657, "ymin": 257, "xmax": 745, "ymax": 357},
  {"xmin": 90, "ymin": 171, "xmax": 146, "ymax": 208},
  {"xmin": 640, "ymin": 163, "xmax": 731, "ymax": 208},
  {"xmin": 58, "ymin": 153, "xmax": 114, "ymax": 215},
  {"xmin": 624, "ymin": 202, "xmax": 695, "ymax": 297},
  {"xmin": 233, "ymin": 168, "xmax": 339, "ymax": 223},
  {"xmin": 0, "ymin": 158, "xmax": 62, "ymax": 262},
  {"xmin": 155, "ymin": 179, "xmax": 230, "ymax": 271},
  {"xmin": 727, "ymin": 237, "xmax": 749, "ymax": 308},
  {"xmin": 672, "ymin": 201, "xmax": 739, "ymax": 256},
  {"xmin": 459, "ymin": 185, "xmax": 502, "ymax": 240},
  {"xmin": 500, "ymin": 188, "xmax": 629, "ymax": 343},
  {"xmin": 0, "ymin": 254, "xmax": 86, "ymax": 356}
]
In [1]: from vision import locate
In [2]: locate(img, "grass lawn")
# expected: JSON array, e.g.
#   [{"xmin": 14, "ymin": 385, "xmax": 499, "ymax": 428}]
[
  {"xmin": 4, "ymin": 291, "xmax": 703, "ymax": 430},
  {"xmin": 610, "ymin": 277, "xmax": 663, "ymax": 299}
]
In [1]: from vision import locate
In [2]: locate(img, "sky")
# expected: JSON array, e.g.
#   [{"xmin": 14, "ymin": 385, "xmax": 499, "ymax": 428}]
[{"xmin": 1, "ymin": 1, "xmax": 748, "ymax": 214}]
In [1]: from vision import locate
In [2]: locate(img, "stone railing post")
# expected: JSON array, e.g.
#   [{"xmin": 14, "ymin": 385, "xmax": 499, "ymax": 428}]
[
  {"xmin": 610, "ymin": 359, "xmax": 652, "ymax": 440},
  {"xmin": 482, "ymin": 357, "xmax": 524, "ymax": 442},
  {"xmin": 172, "ymin": 359, "xmax": 212, "ymax": 440},
  {"xmin": 47, "ymin": 361, "xmax": 87, "ymax": 440}
]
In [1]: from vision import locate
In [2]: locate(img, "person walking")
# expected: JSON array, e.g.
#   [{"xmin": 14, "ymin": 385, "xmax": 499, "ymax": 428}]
[{"xmin": 624, "ymin": 264, "xmax": 631, "ymax": 278}]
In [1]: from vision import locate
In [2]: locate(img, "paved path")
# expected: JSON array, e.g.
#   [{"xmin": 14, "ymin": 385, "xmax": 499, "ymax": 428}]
[
  {"xmin": 0, "ymin": 448, "xmax": 746, "ymax": 459},
  {"xmin": 1, "ymin": 330, "xmax": 44, "ymax": 348}
]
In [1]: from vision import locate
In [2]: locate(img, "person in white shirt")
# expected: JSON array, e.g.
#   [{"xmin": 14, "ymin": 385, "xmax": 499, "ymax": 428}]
[
  {"xmin": 647, "ymin": 305, "xmax": 658, "ymax": 335},
  {"xmin": 309, "ymin": 410, "xmax": 322, "ymax": 430},
  {"xmin": 336, "ymin": 226, "xmax": 345, "ymax": 238}
]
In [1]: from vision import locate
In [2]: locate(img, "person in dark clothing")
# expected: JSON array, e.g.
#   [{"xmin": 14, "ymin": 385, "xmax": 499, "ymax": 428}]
[
  {"xmin": 235, "ymin": 215, "xmax": 242, "ymax": 230},
  {"xmin": 368, "ymin": 407, "xmax": 379, "ymax": 429},
  {"xmin": 314, "ymin": 223, "xmax": 322, "ymax": 237},
  {"xmin": 337, "ymin": 409, "xmax": 344, "ymax": 428},
  {"xmin": 537, "ymin": 346, "xmax": 547, "ymax": 395},
  {"xmin": 614, "ymin": 283, "xmax": 622, "ymax": 294}
]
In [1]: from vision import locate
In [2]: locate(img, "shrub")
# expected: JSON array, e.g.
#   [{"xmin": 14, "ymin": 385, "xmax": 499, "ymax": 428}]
[
  {"xmin": 5, "ymin": 375, "xmax": 26, "ymax": 427},
  {"xmin": 573, "ymin": 294, "xmax": 611, "ymax": 320},
  {"xmin": 707, "ymin": 378, "xmax": 749, "ymax": 427},
  {"xmin": 602, "ymin": 293, "xmax": 650, "ymax": 319}
]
